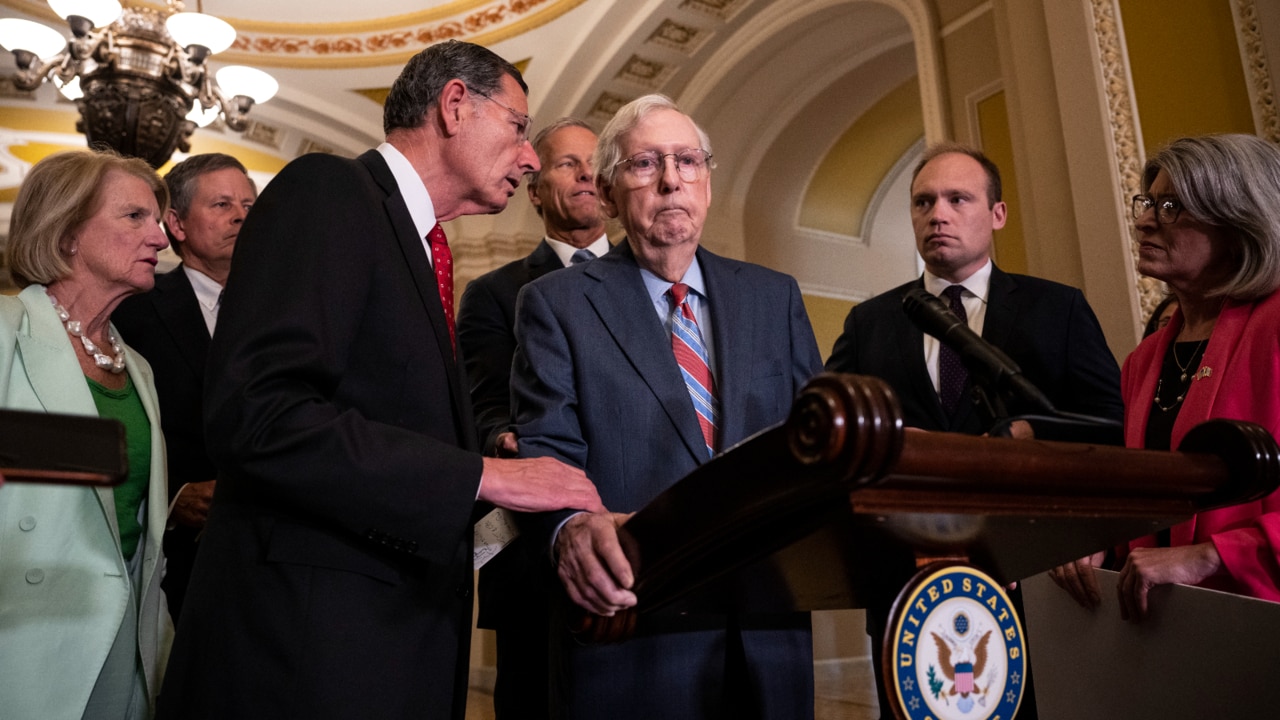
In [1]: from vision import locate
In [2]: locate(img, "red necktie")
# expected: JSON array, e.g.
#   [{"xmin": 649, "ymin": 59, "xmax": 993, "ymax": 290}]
[
  {"xmin": 428, "ymin": 223, "xmax": 455, "ymax": 353},
  {"xmin": 669, "ymin": 282, "xmax": 718, "ymax": 457}
]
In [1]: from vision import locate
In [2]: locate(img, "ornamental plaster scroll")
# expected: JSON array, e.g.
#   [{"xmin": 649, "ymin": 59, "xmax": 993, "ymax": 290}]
[
  {"xmin": 0, "ymin": 0, "xmax": 590, "ymax": 70},
  {"xmin": 223, "ymin": 0, "xmax": 590, "ymax": 68},
  {"xmin": 1234, "ymin": 0, "xmax": 1280, "ymax": 144},
  {"xmin": 1090, "ymin": 0, "xmax": 1164, "ymax": 322}
]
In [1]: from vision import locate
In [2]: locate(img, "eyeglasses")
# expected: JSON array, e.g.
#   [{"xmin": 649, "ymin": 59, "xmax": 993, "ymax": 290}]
[
  {"xmin": 1132, "ymin": 194, "xmax": 1184, "ymax": 224},
  {"xmin": 615, "ymin": 149, "xmax": 714, "ymax": 183},
  {"xmin": 471, "ymin": 88, "xmax": 531, "ymax": 145}
]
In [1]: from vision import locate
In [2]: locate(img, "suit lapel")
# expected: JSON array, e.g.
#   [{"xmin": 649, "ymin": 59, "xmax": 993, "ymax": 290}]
[
  {"xmin": 524, "ymin": 240, "xmax": 562, "ymax": 282},
  {"xmin": 15, "ymin": 286, "xmax": 124, "ymax": 556},
  {"xmin": 152, "ymin": 267, "xmax": 210, "ymax": 379},
  {"xmin": 701, "ymin": 248, "xmax": 749, "ymax": 448},
  {"xmin": 966, "ymin": 266, "xmax": 1017, "ymax": 430},
  {"xmin": 897, "ymin": 279, "xmax": 949, "ymax": 429},
  {"xmin": 358, "ymin": 151, "xmax": 474, "ymax": 447},
  {"xmin": 585, "ymin": 243, "xmax": 706, "ymax": 463}
]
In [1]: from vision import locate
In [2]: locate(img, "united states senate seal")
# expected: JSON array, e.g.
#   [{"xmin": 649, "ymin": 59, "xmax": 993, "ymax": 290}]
[{"xmin": 885, "ymin": 563, "xmax": 1026, "ymax": 720}]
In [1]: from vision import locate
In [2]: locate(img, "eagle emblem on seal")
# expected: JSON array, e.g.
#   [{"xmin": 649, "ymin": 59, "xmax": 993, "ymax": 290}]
[{"xmin": 930, "ymin": 625, "xmax": 993, "ymax": 713}]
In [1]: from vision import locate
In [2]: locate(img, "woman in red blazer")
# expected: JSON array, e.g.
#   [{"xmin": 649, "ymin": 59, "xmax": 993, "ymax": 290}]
[{"xmin": 1055, "ymin": 133, "xmax": 1280, "ymax": 618}]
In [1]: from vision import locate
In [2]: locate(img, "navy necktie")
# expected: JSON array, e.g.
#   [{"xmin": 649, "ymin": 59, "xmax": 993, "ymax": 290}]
[{"xmin": 570, "ymin": 248, "xmax": 596, "ymax": 265}]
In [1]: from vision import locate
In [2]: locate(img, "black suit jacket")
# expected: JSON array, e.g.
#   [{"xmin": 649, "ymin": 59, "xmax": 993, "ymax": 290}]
[
  {"xmin": 157, "ymin": 151, "xmax": 484, "ymax": 720},
  {"xmin": 458, "ymin": 239, "xmax": 564, "ymax": 455},
  {"xmin": 512, "ymin": 242, "xmax": 823, "ymax": 719},
  {"xmin": 112, "ymin": 266, "xmax": 214, "ymax": 617},
  {"xmin": 825, "ymin": 265, "xmax": 1123, "ymax": 433}
]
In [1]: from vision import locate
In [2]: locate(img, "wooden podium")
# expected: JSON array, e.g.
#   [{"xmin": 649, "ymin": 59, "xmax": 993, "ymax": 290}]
[{"xmin": 573, "ymin": 374, "xmax": 1280, "ymax": 718}]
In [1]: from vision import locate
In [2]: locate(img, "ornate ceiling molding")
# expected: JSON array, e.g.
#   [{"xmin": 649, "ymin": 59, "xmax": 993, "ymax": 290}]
[
  {"xmin": 222, "ymin": 0, "xmax": 590, "ymax": 68},
  {"xmin": 1, "ymin": 0, "xmax": 589, "ymax": 69}
]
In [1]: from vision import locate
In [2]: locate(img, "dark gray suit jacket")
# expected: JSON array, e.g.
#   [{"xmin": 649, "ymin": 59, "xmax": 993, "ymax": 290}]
[
  {"xmin": 511, "ymin": 241, "xmax": 822, "ymax": 720},
  {"xmin": 459, "ymin": 239, "xmax": 564, "ymax": 456}
]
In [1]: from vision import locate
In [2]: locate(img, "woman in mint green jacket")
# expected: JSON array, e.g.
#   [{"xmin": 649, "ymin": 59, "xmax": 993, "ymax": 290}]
[{"xmin": 0, "ymin": 149, "xmax": 174, "ymax": 719}]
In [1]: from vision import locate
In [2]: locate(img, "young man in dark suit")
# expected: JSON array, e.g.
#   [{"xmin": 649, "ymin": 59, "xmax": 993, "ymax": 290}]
[
  {"xmin": 113, "ymin": 152, "xmax": 255, "ymax": 619},
  {"xmin": 458, "ymin": 117, "xmax": 608, "ymax": 720},
  {"xmin": 157, "ymin": 40, "xmax": 604, "ymax": 720},
  {"xmin": 512, "ymin": 94, "xmax": 823, "ymax": 720},
  {"xmin": 825, "ymin": 143, "xmax": 1123, "ymax": 719}
]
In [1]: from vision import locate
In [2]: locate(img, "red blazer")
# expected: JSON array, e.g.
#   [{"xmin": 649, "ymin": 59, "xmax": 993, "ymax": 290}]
[{"xmin": 1122, "ymin": 289, "xmax": 1280, "ymax": 601}]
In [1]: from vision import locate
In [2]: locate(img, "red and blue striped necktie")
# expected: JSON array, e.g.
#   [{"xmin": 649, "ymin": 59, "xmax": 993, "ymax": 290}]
[{"xmin": 669, "ymin": 282, "xmax": 718, "ymax": 457}]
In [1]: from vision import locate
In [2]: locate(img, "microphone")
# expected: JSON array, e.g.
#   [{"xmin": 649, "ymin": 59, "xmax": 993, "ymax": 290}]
[{"xmin": 902, "ymin": 287, "xmax": 1056, "ymax": 414}]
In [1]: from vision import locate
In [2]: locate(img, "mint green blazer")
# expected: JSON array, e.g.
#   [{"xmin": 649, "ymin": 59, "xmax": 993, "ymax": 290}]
[{"xmin": 0, "ymin": 285, "xmax": 173, "ymax": 719}]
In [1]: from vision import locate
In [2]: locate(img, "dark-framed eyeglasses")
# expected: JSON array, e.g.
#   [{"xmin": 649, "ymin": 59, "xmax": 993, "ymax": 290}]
[
  {"xmin": 615, "ymin": 149, "xmax": 714, "ymax": 183},
  {"xmin": 471, "ymin": 88, "xmax": 532, "ymax": 145},
  {"xmin": 1131, "ymin": 194, "xmax": 1184, "ymax": 224}
]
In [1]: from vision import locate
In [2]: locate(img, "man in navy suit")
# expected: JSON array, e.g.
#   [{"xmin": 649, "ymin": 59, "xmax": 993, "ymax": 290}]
[
  {"xmin": 825, "ymin": 143, "xmax": 1123, "ymax": 719},
  {"xmin": 113, "ymin": 152, "xmax": 256, "ymax": 618},
  {"xmin": 512, "ymin": 94, "xmax": 823, "ymax": 720},
  {"xmin": 157, "ymin": 41, "xmax": 604, "ymax": 720},
  {"xmin": 458, "ymin": 117, "xmax": 609, "ymax": 720}
]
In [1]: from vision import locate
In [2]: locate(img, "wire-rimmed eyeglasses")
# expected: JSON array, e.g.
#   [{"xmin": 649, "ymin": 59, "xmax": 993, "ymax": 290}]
[
  {"xmin": 615, "ymin": 149, "xmax": 714, "ymax": 183},
  {"xmin": 471, "ymin": 88, "xmax": 531, "ymax": 145}
]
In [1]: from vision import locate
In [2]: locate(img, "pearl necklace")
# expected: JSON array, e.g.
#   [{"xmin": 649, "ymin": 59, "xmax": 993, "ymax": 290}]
[{"xmin": 47, "ymin": 292, "xmax": 126, "ymax": 374}]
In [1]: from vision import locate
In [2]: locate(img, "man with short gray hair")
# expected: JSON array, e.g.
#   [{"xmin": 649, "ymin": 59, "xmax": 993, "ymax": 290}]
[{"xmin": 512, "ymin": 94, "xmax": 821, "ymax": 719}]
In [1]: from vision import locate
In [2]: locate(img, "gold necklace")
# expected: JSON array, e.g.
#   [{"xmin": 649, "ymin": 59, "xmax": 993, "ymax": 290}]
[
  {"xmin": 1171, "ymin": 338, "xmax": 1207, "ymax": 383},
  {"xmin": 1153, "ymin": 378, "xmax": 1188, "ymax": 412}
]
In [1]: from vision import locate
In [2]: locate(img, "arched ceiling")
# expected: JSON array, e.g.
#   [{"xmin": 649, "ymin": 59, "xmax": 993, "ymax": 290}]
[{"xmin": 1, "ymin": 0, "xmax": 936, "ymax": 301}]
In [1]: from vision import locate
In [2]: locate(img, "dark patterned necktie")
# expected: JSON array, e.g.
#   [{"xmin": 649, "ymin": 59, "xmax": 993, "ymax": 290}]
[
  {"xmin": 668, "ymin": 283, "xmax": 718, "ymax": 457},
  {"xmin": 570, "ymin": 248, "xmax": 596, "ymax": 264},
  {"xmin": 938, "ymin": 285, "xmax": 968, "ymax": 415},
  {"xmin": 428, "ymin": 223, "xmax": 455, "ymax": 353}
]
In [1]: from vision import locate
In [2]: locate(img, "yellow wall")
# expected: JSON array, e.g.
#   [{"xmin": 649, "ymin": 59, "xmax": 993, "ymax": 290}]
[
  {"xmin": 976, "ymin": 91, "xmax": 1027, "ymax": 276},
  {"xmin": 799, "ymin": 77, "xmax": 923, "ymax": 235},
  {"xmin": 803, "ymin": 293, "xmax": 855, "ymax": 362},
  {"xmin": 1120, "ymin": 0, "xmax": 1255, "ymax": 156}
]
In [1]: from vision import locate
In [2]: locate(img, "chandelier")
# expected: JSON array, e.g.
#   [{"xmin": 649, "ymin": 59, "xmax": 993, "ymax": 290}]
[{"xmin": 0, "ymin": 0, "xmax": 278, "ymax": 168}]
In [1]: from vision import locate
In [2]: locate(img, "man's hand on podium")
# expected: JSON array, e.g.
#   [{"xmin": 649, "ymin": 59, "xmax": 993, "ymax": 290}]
[
  {"xmin": 555, "ymin": 511, "xmax": 638, "ymax": 616},
  {"xmin": 1048, "ymin": 551, "xmax": 1107, "ymax": 609}
]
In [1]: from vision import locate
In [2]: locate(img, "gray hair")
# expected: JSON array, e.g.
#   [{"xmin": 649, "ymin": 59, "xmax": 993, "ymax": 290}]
[
  {"xmin": 527, "ymin": 117, "xmax": 596, "ymax": 190},
  {"xmin": 1142, "ymin": 134, "xmax": 1280, "ymax": 301},
  {"xmin": 595, "ymin": 94, "xmax": 712, "ymax": 186},
  {"xmin": 383, "ymin": 39, "xmax": 526, "ymax": 135}
]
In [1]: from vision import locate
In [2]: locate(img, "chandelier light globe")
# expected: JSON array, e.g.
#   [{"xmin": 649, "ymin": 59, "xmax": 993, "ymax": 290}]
[
  {"xmin": 186, "ymin": 102, "xmax": 220, "ymax": 128},
  {"xmin": 54, "ymin": 75, "xmax": 83, "ymax": 100},
  {"xmin": 47, "ymin": 0, "xmax": 122, "ymax": 28},
  {"xmin": 216, "ymin": 65, "xmax": 279, "ymax": 104},
  {"xmin": 0, "ymin": 18, "xmax": 67, "ymax": 60},
  {"xmin": 165, "ymin": 12, "xmax": 236, "ymax": 55},
  {"xmin": 0, "ymin": 0, "xmax": 276, "ymax": 167}
]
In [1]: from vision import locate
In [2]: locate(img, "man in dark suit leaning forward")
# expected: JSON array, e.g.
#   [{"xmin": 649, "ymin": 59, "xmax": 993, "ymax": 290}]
[
  {"xmin": 459, "ymin": 116, "xmax": 610, "ymax": 720},
  {"xmin": 825, "ymin": 142, "xmax": 1123, "ymax": 718},
  {"xmin": 157, "ymin": 40, "xmax": 604, "ymax": 720},
  {"xmin": 512, "ymin": 94, "xmax": 823, "ymax": 720},
  {"xmin": 112, "ymin": 152, "xmax": 256, "ymax": 619}
]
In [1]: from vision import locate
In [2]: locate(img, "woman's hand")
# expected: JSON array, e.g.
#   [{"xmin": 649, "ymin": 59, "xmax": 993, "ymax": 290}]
[
  {"xmin": 1048, "ymin": 551, "xmax": 1107, "ymax": 609},
  {"xmin": 1117, "ymin": 543, "xmax": 1221, "ymax": 622}
]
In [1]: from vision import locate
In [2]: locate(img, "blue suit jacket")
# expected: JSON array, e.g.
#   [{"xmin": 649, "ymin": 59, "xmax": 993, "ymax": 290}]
[{"xmin": 511, "ymin": 241, "xmax": 822, "ymax": 719}]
